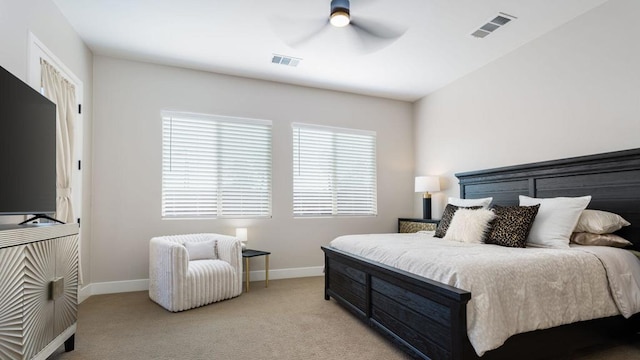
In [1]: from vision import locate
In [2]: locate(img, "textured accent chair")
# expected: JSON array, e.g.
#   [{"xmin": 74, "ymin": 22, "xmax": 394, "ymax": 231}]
[{"xmin": 149, "ymin": 233, "xmax": 243, "ymax": 312}]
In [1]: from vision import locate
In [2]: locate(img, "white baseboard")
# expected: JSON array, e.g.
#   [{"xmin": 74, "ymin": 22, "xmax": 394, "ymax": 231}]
[
  {"xmin": 78, "ymin": 279, "xmax": 149, "ymax": 303},
  {"xmin": 78, "ymin": 285, "xmax": 91, "ymax": 303},
  {"xmin": 78, "ymin": 266, "xmax": 323, "ymax": 303},
  {"xmin": 247, "ymin": 266, "xmax": 323, "ymax": 282}
]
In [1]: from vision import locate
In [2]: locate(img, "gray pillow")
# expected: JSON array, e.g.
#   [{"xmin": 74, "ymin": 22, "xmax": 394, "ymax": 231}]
[{"xmin": 184, "ymin": 240, "xmax": 217, "ymax": 260}]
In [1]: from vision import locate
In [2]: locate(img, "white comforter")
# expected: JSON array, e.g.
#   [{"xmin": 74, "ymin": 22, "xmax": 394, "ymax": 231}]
[{"xmin": 329, "ymin": 232, "xmax": 640, "ymax": 356}]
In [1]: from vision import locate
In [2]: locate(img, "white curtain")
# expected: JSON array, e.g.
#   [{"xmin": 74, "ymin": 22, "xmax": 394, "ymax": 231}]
[
  {"xmin": 41, "ymin": 59, "xmax": 83, "ymax": 286},
  {"xmin": 41, "ymin": 59, "xmax": 75, "ymax": 224}
]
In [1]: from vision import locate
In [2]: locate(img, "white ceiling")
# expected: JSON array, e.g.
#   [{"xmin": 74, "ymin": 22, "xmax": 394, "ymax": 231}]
[{"xmin": 53, "ymin": 0, "xmax": 608, "ymax": 101}]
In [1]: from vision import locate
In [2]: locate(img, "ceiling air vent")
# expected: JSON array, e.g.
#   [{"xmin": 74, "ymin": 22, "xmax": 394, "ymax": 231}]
[
  {"xmin": 271, "ymin": 54, "xmax": 302, "ymax": 67},
  {"xmin": 471, "ymin": 13, "xmax": 517, "ymax": 39}
]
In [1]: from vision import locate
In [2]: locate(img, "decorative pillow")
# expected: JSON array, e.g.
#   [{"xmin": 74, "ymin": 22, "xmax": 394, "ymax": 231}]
[
  {"xmin": 443, "ymin": 208, "xmax": 496, "ymax": 244},
  {"xmin": 574, "ymin": 209, "xmax": 631, "ymax": 234},
  {"xmin": 434, "ymin": 204, "xmax": 481, "ymax": 238},
  {"xmin": 485, "ymin": 205, "xmax": 540, "ymax": 248},
  {"xmin": 184, "ymin": 240, "xmax": 216, "ymax": 260},
  {"xmin": 448, "ymin": 197, "xmax": 493, "ymax": 209},
  {"xmin": 519, "ymin": 195, "xmax": 592, "ymax": 249},
  {"xmin": 570, "ymin": 232, "xmax": 632, "ymax": 248}
]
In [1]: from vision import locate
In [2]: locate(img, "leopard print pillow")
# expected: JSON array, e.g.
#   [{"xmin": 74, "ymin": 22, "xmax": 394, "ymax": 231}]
[
  {"xmin": 485, "ymin": 205, "xmax": 540, "ymax": 247},
  {"xmin": 434, "ymin": 204, "xmax": 482, "ymax": 238}
]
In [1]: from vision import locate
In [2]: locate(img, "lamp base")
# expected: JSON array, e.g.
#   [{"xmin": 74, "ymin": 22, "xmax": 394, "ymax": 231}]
[{"xmin": 422, "ymin": 197, "xmax": 432, "ymax": 220}]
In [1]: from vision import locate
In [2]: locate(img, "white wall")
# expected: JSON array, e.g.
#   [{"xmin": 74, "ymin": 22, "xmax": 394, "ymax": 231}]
[
  {"xmin": 0, "ymin": 0, "xmax": 93, "ymax": 284},
  {"xmin": 91, "ymin": 56, "xmax": 414, "ymax": 284},
  {"xmin": 414, "ymin": 0, "xmax": 640, "ymax": 218}
]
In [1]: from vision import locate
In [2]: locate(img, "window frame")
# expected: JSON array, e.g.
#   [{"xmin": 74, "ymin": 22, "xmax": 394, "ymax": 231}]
[
  {"xmin": 292, "ymin": 122, "xmax": 378, "ymax": 218},
  {"xmin": 161, "ymin": 110, "xmax": 272, "ymax": 219}
]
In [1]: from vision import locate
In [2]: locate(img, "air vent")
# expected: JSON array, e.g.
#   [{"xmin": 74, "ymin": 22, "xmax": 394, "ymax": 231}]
[
  {"xmin": 471, "ymin": 12, "xmax": 517, "ymax": 39},
  {"xmin": 271, "ymin": 54, "xmax": 302, "ymax": 67}
]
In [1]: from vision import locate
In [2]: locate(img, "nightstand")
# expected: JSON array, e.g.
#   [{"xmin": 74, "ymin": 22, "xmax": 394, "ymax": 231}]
[{"xmin": 398, "ymin": 218, "xmax": 440, "ymax": 233}]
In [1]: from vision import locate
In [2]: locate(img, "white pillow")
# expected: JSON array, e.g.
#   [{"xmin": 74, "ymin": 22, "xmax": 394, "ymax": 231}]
[
  {"xmin": 519, "ymin": 195, "xmax": 592, "ymax": 249},
  {"xmin": 184, "ymin": 240, "xmax": 216, "ymax": 260},
  {"xmin": 574, "ymin": 209, "xmax": 630, "ymax": 234},
  {"xmin": 443, "ymin": 208, "xmax": 496, "ymax": 244},
  {"xmin": 448, "ymin": 197, "xmax": 493, "ymax": 209}
]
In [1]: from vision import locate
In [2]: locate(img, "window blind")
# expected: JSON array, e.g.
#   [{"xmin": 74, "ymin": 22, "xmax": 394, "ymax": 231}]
[
  {"xmin": 293, "ymin": 123, "xmax": 377, "ymax": 217},
  {"xmin": 162, "ymin": 111, "xmax": 272, "ymax": 218}
]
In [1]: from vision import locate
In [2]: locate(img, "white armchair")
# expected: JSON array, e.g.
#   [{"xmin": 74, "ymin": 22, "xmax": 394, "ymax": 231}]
[{"xmin": 149, "ymin": 233, "xmax": 243, "ymax": 312}]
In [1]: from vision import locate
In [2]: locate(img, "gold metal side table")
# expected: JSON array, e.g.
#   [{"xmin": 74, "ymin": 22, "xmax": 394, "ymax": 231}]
[{"xmin": 242, "ymin": 249, "xmax": 271, "ymax": 292}]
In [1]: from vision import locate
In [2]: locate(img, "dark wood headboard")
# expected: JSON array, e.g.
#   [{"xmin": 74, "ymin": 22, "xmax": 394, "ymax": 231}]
[{"xmin": 456, "ymin": 148, "xmax": 640, "ymax": 248}]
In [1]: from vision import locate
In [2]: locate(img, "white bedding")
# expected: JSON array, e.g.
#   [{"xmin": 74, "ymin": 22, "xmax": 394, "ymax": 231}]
[{"xmin": 329, "ymin": 231, "xmax": 640, "ymax": 356}]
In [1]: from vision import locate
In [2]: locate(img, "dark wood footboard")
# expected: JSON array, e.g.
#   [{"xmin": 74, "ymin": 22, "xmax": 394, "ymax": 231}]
[
  {"xmin": 323, "ymin": 245, "xmax": 472, "ymax": 360},
  {"xmin": 324, "ymin": 245, "xmax": 640, "ymax": 360}
]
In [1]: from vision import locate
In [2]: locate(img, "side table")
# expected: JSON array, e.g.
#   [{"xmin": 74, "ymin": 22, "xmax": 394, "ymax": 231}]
[{"xmin": 242, "ymin": 249, "xmax": 271, "ymax": 292}]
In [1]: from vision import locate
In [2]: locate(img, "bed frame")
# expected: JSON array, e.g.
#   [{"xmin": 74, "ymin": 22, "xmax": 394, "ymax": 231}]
[{"xmin": 322, "ymin": 148, "xmax": 640, "ymax": 360}]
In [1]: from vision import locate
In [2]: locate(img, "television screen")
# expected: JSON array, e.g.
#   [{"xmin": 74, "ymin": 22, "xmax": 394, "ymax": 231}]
[{"xmin": 0, "ymin": 65, "xmax": 56, "ymax": 215}]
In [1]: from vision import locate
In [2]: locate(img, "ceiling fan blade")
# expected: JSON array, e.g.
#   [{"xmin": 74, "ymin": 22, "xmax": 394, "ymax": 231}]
[
  {"xmin": 289, "ymin": 19, "xmax": 331, "ymax": 48},
  {"xmin": 270, "ymin": 16, "xmax": 330, "ymax": 49},
  {"xmin": 350, "ymin": 17, "xmax": 406, "ymax": 40},
  {"xmin": 348, "ymin": 18, "xmax": 406, "ymax": 53}
]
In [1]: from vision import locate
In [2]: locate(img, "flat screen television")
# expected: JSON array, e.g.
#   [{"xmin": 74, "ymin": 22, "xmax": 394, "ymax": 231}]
[{"xmin": 0, "ymin": 65, "xmax": 56, "ymax": 216}]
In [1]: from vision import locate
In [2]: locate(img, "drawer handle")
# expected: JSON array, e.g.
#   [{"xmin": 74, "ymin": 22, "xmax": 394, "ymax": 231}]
[{"xmin": 50, "ymin": 277, "xmax": 64, "ymax": 300}]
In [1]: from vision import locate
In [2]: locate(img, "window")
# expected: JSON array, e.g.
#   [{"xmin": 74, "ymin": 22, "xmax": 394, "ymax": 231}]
[
  {"xmin": 162, "ymin": 111, "xmax": 272, "ymax": 218},
  {"xmin": 293, "ymin": 123, "xmax": 377, "ymax": 217}
]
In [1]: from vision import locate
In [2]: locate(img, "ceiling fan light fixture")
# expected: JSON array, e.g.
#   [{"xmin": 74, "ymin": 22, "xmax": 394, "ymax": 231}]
[
  {"xmin": 330, "ymin": 10, "xmax": 350, "ymax": 27},
  {"xmin": 330, "ymin": 0, "xmax": 350, "ymax": 27}
]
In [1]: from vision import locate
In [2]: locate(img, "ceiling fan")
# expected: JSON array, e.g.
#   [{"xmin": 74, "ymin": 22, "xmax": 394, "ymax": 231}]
[{"xmin": 273, "ymin": 0, "xmax": 407, "ymax": 53}]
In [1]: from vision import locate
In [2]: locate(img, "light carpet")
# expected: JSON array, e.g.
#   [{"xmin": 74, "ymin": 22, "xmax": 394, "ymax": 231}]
[{"xmin": 48, "ymin": 276, "xmax": 639, "ymax": 360}]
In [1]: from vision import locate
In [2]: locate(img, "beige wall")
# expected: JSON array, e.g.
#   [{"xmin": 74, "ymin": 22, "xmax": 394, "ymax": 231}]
[
  {"xmin": 0, "ymin": 0, "xmax": 93, "ymax": 284},
  {"xmin": 414, "ymin": 0, "xmax": 640, "ymax": 218},
  {"xmin": 91, "ymin": 56, "xmax": 414, "ymax": 283}
]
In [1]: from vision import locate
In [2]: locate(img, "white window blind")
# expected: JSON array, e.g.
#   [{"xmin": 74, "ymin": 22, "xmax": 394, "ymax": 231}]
[
  {"xmin": 162, "ymin": 111, "xmax": 272, "ymax": 218},
  {"xmin": 293, "ymin": 123, "xmax": 377, "ymax": 217}
]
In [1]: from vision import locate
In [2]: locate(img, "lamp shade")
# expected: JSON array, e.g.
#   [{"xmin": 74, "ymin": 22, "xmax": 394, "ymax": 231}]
[
  {"xmin": 235, "ymin": 228, "xmax": 248, "ymax": 242},
  {"xmin": 415, "ymin": 176, "xmax": 440, "ymax": 193}
]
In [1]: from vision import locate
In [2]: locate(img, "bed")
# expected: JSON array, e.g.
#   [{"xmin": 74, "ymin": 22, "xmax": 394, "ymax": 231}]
[{"xmin": 322, "ymin": 148, "xmax": 640, "ymax": 360}]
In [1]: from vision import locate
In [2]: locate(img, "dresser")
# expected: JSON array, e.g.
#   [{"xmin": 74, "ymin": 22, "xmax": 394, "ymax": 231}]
[{"xmin": 0, "ymin": 223, "xmax": 79, "ymax": 360}]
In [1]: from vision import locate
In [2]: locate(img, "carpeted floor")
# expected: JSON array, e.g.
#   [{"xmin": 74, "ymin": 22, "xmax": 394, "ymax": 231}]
[{"xmin": 48, "ymin": 276, "xmax": 640, "ymax": 360}]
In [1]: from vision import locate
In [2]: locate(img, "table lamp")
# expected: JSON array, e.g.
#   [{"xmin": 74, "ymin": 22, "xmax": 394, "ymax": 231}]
[
  {"xmin": 236, "ymin": 228, "xmax": 248, "ymax": 250},
  {"xmin": 415, "ymin": 176, "xmax": 440, "ymax": 219}
]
